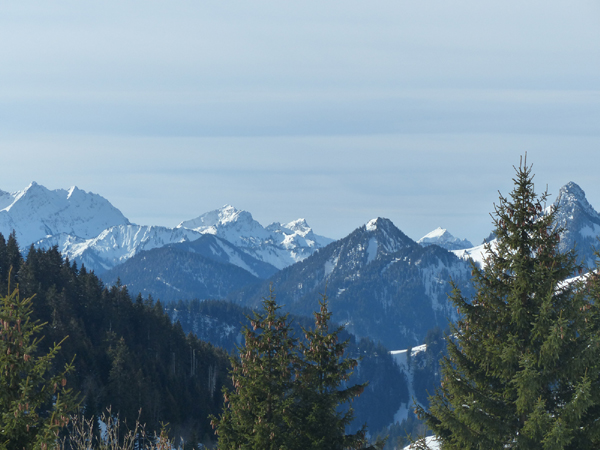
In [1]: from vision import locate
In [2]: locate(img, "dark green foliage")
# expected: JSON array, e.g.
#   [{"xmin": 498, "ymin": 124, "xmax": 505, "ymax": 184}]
[
  {"xmin": 412, "ymin": 327, "xmax": 446, "ymax": 407},
  {"xmin": 210, "ymin": 287, "xmax": 297, "ymax": 450},
  {"xmin": 419, "ymin": 160, "xmax": 600, "ymax": 449},
  {"xmin": 167, "ymin": 298, "xmax": 409, "ymax": 434},
  {"xmin": 0, "ymin": 287, "xmax": 77, "ymax": 449},
  {"xmin": 0, "ymin": 237, "xmax": 232, "ymax": 446},
  {"xmin": 375, "ymin": 412, "xmax": 428, "ymax": 450},
  {"xmin": 211, "ymin": 290, "xmax": 386, "ymax": 450},
  {"xmin": 291, "ymin": 296, "xmax": 369, "ymax": 450},
  {"xmin": 0, "ymin": 231, "xmax": 23, "ymax": 293}
]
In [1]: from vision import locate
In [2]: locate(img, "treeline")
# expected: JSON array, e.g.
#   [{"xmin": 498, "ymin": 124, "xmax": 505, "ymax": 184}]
[{"xmin": 0, "ymin": 232, "xmax": 231, "ymax": 446}]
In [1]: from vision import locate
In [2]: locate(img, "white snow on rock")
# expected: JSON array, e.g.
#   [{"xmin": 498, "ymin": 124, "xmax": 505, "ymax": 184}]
[
  {"xmin": 418, "ymin": 227, "xmax": 473, "ymax": 251},
  {"xmin": 390, "ymin": 345, "xmax": 427, "ymax": 424},
  {"xmin": 0, "ymin": 184, "xmax": 335, "ymax": 275},
  {"xmin": 0, "ymin": 182, "xmax": 130, "ymax": 248},
  {"xmin": 366, "ymin": 237, "xmax": 378, "ymax": 263},
  {"xmin": 178, "ymin": 205, "xmax": 334, "ymax": 269},
  {"xmin": 366, "ymin": 218, "xmax": 378, "ymax": 232},
  {"xmin": 36, "ymin": 224, "xmax": 202, "ymax": 273},
  {"xmin": 403, "ymin": 436, "xmax": 440, "ymax": 450},
  {"xmin": 452, "ymin": 241, "xmax": 494, "ymax": 268}
]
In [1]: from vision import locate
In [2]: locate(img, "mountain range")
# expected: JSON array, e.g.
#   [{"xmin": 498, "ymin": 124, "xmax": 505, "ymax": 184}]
[
  {"xmin": 0, "ymin": 182, "xmax": 331, "ymax": 274},
  {"xmin": 229, "ymin": 217, "xmax": 474, "ymax": 349},
  {"xmin": 2, "ymin": 180, "xmax": 599, "ymax": 349}
]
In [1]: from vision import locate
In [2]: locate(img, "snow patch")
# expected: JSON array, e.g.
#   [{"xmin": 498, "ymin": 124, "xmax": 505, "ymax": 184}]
[
  {"xmin": 390, "ymin": 345, "xmax": 427, "ymax": 424},
  {"xmin": 452, "ymin": 240, "xmax": 496, "ymax": 268},
  {"xmin": 366, "ymin": 218, "xmax": 378, "ymax": 232},
  {"xmin": 324, "ymin": 256, "xmax": 339, "ymax": 277},
  {"xmin": 366, "ymin": 237, "xmax": 378, "ymax": 263},
  {"xmin": 580, "ymin": 223, "xmax": 600, "ymax": 238},
  {"xmin": 403, "ymin": 436, "xmax": 440, "ymax": 450}
]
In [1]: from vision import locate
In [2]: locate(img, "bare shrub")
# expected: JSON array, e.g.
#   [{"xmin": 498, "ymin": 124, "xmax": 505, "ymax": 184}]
[{"xmin": 58, "ymin": 407, "xmax": 174, "ymax": 450}]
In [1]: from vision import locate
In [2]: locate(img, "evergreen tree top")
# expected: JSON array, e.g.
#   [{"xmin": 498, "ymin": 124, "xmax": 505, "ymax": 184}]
[{"xmin": 418, "ymin": 157, "xmax": 600, "ymax": 450}]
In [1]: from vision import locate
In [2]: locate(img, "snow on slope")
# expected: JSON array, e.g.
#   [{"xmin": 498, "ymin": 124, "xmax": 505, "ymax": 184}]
[
  {"xmin": 391, "ymin": 345, "xmax": 441, "ymax": 450},
  {"xmin": 0, "ymin": 182, "xmax": 130, "ymax": 248},
  {"xmin": 36, "ymin": 224, "xmax": 202, "ymax": 273},
  {"xmin": 178, "ymin": 205, "xmax": 334, "ymax": 269},
  {"xmin": 452, "ymin": 241, "xmax": 494, "ymax": 268},
  {"xmin": 418, "ymin": 227, "xmax": 473, "ymax": 251},
  {"xmin": 390, "ymin": 345, "xmax": 427, "ymax": 424},
  {"xmin": 403, "ymin": 436, "xmax": 440, "ymax": 450}
]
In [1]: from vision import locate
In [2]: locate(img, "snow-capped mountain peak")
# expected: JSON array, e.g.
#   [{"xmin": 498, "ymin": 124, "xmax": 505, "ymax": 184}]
[
  {"xmin": 554, "ymin": 182, "xmax": 600, "ymax": 222},
  {"xmin": 418, "ymin": 227, "xmax": 473, "ymax": 251},
  {"xmin": 0, "ymin": 182, "xmax": 130, "ymax": 248},
  {"xmin": 281, "ymin": 218, "xmax": 310, "ymax": 233},
  {"xmin": 178, "ymin": 205, "xmax": 333, "ymax": 269},
  {"xmin": 177, "ymin": 205, "xmax": 255, "ymax": 232}
]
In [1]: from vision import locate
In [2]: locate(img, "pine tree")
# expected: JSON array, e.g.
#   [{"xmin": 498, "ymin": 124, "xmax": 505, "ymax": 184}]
[
  {"xmin": 0, "ymin": 286, "xmax": 77, "ymax": 449},
  {"xmin": 418, "ymin": 158, "xmax": 600, "ymax": 449},
  {"xmin": 290, "ymin": 294, "xmax": 372, "ymax": 450},
  {"xmin": 210, "ymin": 286, "xmax": 297, "ymax": 450}
]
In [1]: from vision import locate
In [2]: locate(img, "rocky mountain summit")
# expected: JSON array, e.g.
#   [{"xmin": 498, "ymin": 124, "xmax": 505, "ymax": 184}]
[{"xmin": 552, "ymin": 182, "xmax": 600, "ymax": 268}]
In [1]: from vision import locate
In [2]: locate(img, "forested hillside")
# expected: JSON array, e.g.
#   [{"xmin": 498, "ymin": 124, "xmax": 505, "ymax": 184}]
[
  {"xmin": 165, "ymin": 298, "xmax": 410, "ymax": 434},
  {"xmin": 0, "ymin": 232, "xmax": 231, "ymax": 447}
]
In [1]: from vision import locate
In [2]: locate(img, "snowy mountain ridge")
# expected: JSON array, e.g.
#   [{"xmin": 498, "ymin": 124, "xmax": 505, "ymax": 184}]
[
  {"xmin": 0, "ymin": 182, "xmax": 130, "ymax": 248},
  {"xmin": 35, "ymin": 225, "xmax": 203, "ymax": 273},
  {"xmin": 1, "ymin": 183, "xmax": 332, "ymax": 275},
  {"xmin": 178, "ymin": 205, "xmax": 334, "ymax": 270}
]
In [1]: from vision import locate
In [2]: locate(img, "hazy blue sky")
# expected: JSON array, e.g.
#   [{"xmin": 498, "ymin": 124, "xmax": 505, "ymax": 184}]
[{"xmin": 1, "ymin": 1, "xmax": 599, "ymax": 242}]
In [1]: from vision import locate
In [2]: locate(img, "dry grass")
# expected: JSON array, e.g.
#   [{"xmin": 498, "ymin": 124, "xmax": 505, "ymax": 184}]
[{"xmin": 58, "ymin": 408, "xmax": 175, "ymax": 450}]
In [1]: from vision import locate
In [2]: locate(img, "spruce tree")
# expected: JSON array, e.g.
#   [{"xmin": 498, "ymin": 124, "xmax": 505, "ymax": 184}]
[
  {"xmin": 210, "ymin": 287, "xmax": 297, "ymax": 450},
  {"xmin": 290, "ymin": 294, "xmax": 373, "ymax": 450},
  {"xmin": 418, "ymin": 158, "xmax": 600, "ymax": 449},
  {"xmin": 0, "ymin": 287, "xmax": 77, "ymax": 449}
]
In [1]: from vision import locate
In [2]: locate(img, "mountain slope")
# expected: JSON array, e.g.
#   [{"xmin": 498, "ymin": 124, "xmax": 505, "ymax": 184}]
[
  {"xmin": 230, "ymin": 218, "xmax": 473, "ymax": 349},
  {"xmin": 36, "ymin": 224, "xmax": 202, "ymax": 274},
  {"xmin": 100, "ymin": 234, "xmax": 279, "ymax": 302},
  {"xmin": 100, "ymin": 246, "xmax": 262, "ymax": 303}
]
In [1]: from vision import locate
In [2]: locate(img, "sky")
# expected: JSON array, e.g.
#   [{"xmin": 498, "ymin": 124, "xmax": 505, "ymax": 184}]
[{"xmin": 1, "ymin": 1, "xmax": 599, "ymax": 243}]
